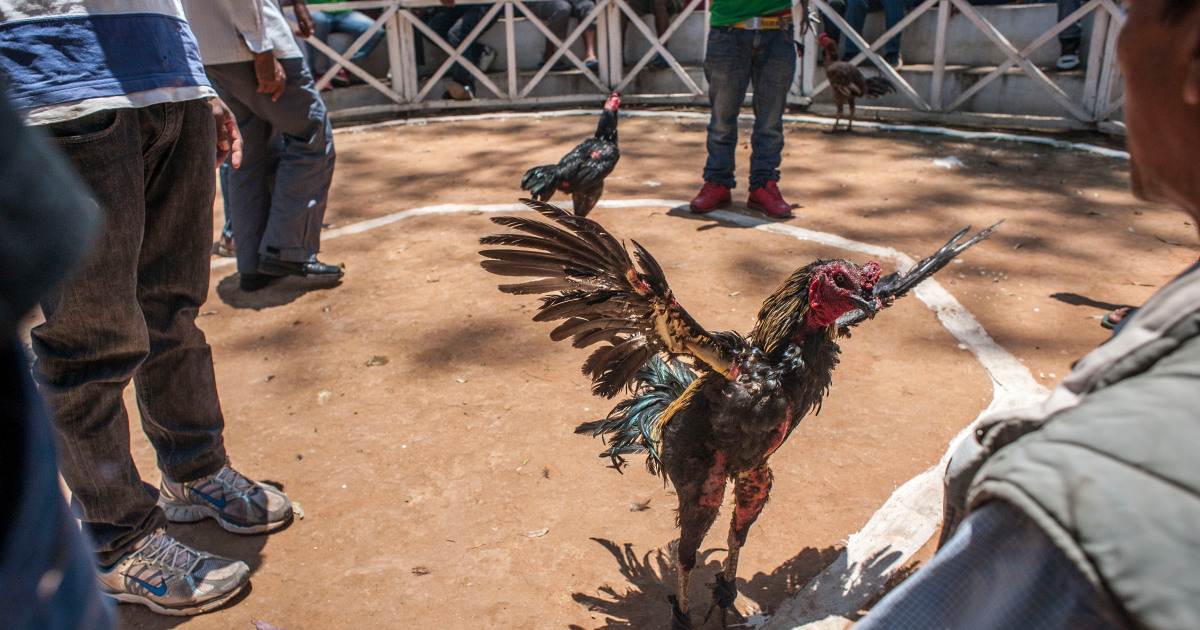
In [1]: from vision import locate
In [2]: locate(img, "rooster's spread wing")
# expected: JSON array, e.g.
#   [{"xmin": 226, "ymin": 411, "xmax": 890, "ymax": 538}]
[{"xmin": 480, "ymin": 199, "xmax": 743, "ymax": 397}]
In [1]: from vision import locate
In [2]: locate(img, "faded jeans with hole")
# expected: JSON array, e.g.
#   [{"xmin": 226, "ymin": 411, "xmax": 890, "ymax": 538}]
[
  {"xmin": 701, "ymin": 25, "xmax": 796, "ymax": 191},
  {"xmin": 32, "ymin": 100, "xmax": 228, "ymax": 567}
]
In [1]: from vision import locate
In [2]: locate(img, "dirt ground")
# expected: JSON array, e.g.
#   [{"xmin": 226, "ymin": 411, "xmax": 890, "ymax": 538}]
[{"xmin": 89, "ymin": 110, "xmax": 1198, "ymax": 629}]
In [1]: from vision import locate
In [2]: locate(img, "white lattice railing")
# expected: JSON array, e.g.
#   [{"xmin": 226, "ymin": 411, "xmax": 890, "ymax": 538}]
[{"xmin": 296, "ymin": 0, "xmax": 1125, "ymax": 132}]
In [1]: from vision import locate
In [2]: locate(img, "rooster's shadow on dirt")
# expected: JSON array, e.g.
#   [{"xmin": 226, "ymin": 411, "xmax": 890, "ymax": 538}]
[{"xmin": 570, "ymin": 537, "xmax": 859, "ymax": 629}]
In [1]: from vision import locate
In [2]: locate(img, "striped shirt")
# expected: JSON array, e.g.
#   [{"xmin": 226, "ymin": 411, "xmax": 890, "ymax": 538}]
[
  {"xmin": 0, "ymin": 0, "xmax": 215, "ymax": 124},
  {"xmin": 182, "ymin": 0, "xmax": 303, "ymax": 67}
]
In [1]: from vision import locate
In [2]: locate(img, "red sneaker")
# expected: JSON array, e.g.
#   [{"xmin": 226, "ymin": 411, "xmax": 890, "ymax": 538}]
[
  {"xmin": 689, "ymin": 182, "xmax": 731, "ymax": 214},
  {"xmin": 747, "ymin": 181, "xmax": 794, "ymax": 219}
]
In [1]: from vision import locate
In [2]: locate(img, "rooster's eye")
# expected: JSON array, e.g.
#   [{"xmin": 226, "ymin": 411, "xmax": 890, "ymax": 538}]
[{"xmin": 834, "ymin": 273, "xmax": 848, "ymax": 287}]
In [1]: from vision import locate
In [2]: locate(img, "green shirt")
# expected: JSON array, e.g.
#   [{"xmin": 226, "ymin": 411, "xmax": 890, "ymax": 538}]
[
  {"xmin": 709, "ymin": 0, "xmax": 794, "ymax": 27},
  {"xmin": 307, "ymin": 0, "xmax": 347, "ymax": 16}
]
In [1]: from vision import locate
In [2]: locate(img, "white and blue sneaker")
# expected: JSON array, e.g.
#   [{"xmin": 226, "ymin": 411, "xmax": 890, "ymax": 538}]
[
  {"xmin": 159, "ymin": 462, "xmax": 292, "ymax": 534},
  {"xmin": 97, "ymin": 529, "xmax": 249, "ymax": 616}
]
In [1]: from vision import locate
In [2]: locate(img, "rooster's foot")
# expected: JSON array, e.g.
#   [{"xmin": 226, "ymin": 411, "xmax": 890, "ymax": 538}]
[
  {"xmin": 668, "ymin": 594, "xmax": 693, "ymax": 630},
  {"xmin": 702, "ymin": 574, "xmax": 738, "ymax": 628}
]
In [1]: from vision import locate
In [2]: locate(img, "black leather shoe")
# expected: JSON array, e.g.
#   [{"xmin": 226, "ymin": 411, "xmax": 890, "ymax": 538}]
[
  {"xmin": 259, "ymin": 258, "xmax": 344, "ymax": 279},
  {"xmin": 239, "ymin": 273, "xmax": 280, "ymax": 292}
]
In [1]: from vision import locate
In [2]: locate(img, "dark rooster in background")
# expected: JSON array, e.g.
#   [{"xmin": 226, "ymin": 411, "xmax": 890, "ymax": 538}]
[
  {"xmin": 818, "ymin": 33, "xmax": 895, "ymax": 132},
  {"xmin": 479, "ymin": 200, "xmax": 998, "ymax": 629},
  {"xmin": 520, "ymin": 92, "xmax": 621, "ymax": 217}
]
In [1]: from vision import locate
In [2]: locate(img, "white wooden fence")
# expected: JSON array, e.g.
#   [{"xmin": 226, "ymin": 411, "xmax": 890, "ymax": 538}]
[{"xmin": 299, "ymin": 0, "xmax": 1126, "ymax": 132}]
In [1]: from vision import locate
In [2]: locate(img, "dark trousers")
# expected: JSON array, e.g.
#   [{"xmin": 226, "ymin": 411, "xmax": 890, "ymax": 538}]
[{"xmin": 32, "ymin": 100, "xmax": 228, "ymax": 567}]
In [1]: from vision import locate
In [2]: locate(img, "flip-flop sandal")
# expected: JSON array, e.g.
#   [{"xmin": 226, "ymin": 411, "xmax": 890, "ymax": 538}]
[{"xmin": 1101, "ymin": 307, "xmax": 1133, "ymax": 330}]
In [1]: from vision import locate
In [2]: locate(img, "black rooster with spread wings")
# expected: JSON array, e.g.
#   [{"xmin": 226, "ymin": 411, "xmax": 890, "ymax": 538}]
[
  {"xmin": 520, "ymin": 93, "xmax": 620, "ymax": 217},
  {"xmin": 480, "ymin": 200, "xmax": 998, "ymax": 629}
]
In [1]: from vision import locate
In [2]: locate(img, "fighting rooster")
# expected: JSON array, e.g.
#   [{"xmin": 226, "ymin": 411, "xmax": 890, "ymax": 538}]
[
  {"xmin": 818, "ymin": 33, "xmax": 895, "ymax": 132},
  {"xmin": 479, "ymin": 200, "xmax": 997, "ymax": 629},
  {"xmin": 520, "ymin": 92, "xmax": 620, "ymax": 217}
]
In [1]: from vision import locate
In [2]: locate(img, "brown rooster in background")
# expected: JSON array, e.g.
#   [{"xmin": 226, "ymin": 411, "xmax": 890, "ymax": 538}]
[
  {"xmin": 480, "ymin": 200, "xmax": 997, "ymax": 629},
  {"xmin": 520, "ymin": 92, "xmax": 620, "ymax": 217},
  {"xmin": 818, "ymin": 33, "xmax": 895, "ymax": 132}
]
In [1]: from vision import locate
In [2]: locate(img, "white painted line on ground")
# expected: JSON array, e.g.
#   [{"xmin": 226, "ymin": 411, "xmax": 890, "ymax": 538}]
[
  {"xmin": 337, "ymin": 110, "xmax": 1129, "ymax": 160},
  {"xmin": 211, "ymin": 196, "xmax": 1048, "ymax": 629}
]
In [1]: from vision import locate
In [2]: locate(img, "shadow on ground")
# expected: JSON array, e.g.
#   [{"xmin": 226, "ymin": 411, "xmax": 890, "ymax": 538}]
[{"xmin": 570, "ymin": 538, "xmax": 842, "ymax": 629}]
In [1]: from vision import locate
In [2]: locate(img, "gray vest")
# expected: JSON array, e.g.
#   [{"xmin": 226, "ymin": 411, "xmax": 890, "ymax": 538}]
[{"xmin": 947, "ymin": 266, "xmax": 1200, "ymax": 630}]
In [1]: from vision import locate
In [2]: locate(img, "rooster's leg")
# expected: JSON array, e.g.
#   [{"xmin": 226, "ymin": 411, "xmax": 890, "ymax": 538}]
[
  {"xmin": 847, "ymin": 101, "xmax": 857, "ymax": 132},
  {"xmin": 669, "ymin": 453, "xmax": 728, "ymax": 630},
  {"xmin": 831, "ymin": 103, "xmax": 844, "ymax": 133},
  {"xmin": 711, "ymin": 464, "xmax": 775, "ymax": 623}
]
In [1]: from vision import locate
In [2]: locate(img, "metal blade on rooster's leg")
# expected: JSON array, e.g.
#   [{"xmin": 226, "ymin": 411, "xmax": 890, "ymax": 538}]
[{"xmin": 837, "ymin": 221, "xmax": 1002, "ymax": 329}]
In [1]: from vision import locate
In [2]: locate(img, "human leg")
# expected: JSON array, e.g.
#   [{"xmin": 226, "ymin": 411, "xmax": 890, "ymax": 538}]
[
  {"xmin": 334, "ymin": 10, "xmax": 387, "ymax": 63},
  {"xmin": 701, "ymin": 27, "xmax": 752, "ymax": 189},
  {"xmin": 34, "ymin": 100, "xmax": 243, "ymax": 585},
  {"xmin": 31, "ymin": 106, "xmax": 178, "ymax": 567},
  {"xmin": 256, "ymin": 58, "xmax": 337, "ymax": 270},
  {"xmin": 881, "ymin": 0, "xmax": 905, "ymax": 63},
  {"xmin": 528, "ymin": 1, "xmax": 572, "ymax": 64},
  {"xmin": 747, "ymin": 28, "xmax": 795, "ymax": 191},
  {"xmin": 843, "ymin": 0, "xmax": 869, "ymax": 59},
  {"xmin": 1056, "ymin": 0, "xmax": 1084, "ymax": 69},
  {"xmin": 205, "ymin": 62, "xmax": 278, "ymax": 280},
  {"xmin": 307, "ymin": 11, "xmax": 335, "ymax": 74}
]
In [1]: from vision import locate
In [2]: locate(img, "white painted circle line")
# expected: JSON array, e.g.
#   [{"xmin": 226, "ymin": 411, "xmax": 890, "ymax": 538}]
[{"xmin": 212, "ymin": 196, "xmax": 1049, "ymax": 629}]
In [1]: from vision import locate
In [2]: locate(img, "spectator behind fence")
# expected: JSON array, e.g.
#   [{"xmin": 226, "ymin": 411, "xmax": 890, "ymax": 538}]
[
  {"xmin": 1056, "ymin": 0, "xmax": 1084, "ymax": 70},
  {"xmin": 423, "ymin": 0, "xmax": 498, "ymax": 101},
  {"xmin": 571, "ymin": 0, "xmax": 601, "ymax": 69},
  {"xmin": 306, "ymin": 0, "xmax": 387, "ymax": 86},
  {"xmin": 854, "ymin": 0, "xmax": 1200, "ymax": 626},
  {"xmin": 625, "ymin": 0, "xmax": 685, "ymax": 67},
  {"xmin": 0, "ymin": 81, "xmax": 114, "ymax": 630},
  {"xmin": 688, "ymin": 0, "xmax": 798, "ymax": 220},
  {"xmin": 185, "ymin": 0, "xmax": 344, "ymax": 293},
  {"xmin": 526, "ymin": 0, "xmax": 575, "ymax": 71},
  {"xmin": 0, "ymin": 1, "xmax": 295, "ymax": 617},
  {"xmin": 843, "ymin": 0, "xmax": 906, "ymax": 67}
]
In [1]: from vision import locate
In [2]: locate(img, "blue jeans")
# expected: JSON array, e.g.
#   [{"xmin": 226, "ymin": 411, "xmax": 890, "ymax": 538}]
[
  {"xmin": 32, "ymin": 100, "xmax": 229, "ymax": 567},
  {"xmin": 308, "ymin": 10, "xmax": 387, "ymax": 75},
  {"xmin": 702, "ymin": 26, "xmax": 796, "ymax": 190},
  {"xmin": 843, "ymin": 0, "xmax": 905, "ymax": 61},
  {"xmin": 205, "ymin": 58, "xmax": 336, "ymax": 277}
]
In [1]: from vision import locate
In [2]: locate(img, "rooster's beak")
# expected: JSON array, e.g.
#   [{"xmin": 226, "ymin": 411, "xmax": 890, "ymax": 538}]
[{"xmin": 851, "ymin": 294, "xmax": 879, "ymax": 319}]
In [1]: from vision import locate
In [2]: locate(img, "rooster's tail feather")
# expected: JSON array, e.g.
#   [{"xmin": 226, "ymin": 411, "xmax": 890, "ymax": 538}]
[
  {"xmin": 521, "ymin": 164, "xmax": 563, "ymax": 201},
  {"xmin": 864, "ymin": 76, "xmax": 895, "ymax": 98},
  {"xmin": 575, "ymin": 356, "xmax": 696, "ymax": 476}
]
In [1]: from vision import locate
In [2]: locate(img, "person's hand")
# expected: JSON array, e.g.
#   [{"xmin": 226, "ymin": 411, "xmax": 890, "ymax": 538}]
[
  {"xmin": 291, "ymin": 0, "xmax": 315, "ymax": 38},
  {"xmin": 254, "ymin": 51, "xmax": 287, "ymax": 101},
  {"xmin": 209, "ymin": 97, "xmax": 242, "ymax": 168}
]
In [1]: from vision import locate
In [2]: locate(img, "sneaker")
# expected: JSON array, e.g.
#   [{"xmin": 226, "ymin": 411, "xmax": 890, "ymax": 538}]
[
  {"xmin": 1056, "ymin": 54, "xmax": 1080, "ymax": 71},
  {"xmin": 159, "ymin": 462, "xmax": 293, "ymax": 534},
  {"xmin": 97, "ymin": 529, "xmax": 249, "ymax": 616},
  {"xmin": 479, "ymin": 44, "xmax": 497, "ymax": 73},
  {"xmin": 747, "ymin": 180, "xmax": 794, "ymax": 219},
  {"xmin": 212, "ymin": 233, "xmax": 234, "ymax": 258},
  {"xmin": 689, "ymin": 182, "xmax": 732, "ymax": 214},
  {"xmin": 445, "ymin": 83, "xmax": 475, "ymax": 101}
]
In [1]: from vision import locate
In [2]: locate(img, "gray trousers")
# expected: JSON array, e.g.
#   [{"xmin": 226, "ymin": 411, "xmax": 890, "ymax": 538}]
[{"xmin": 205, "ymin": 57, "xmax": 336, "ymax": 277}]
